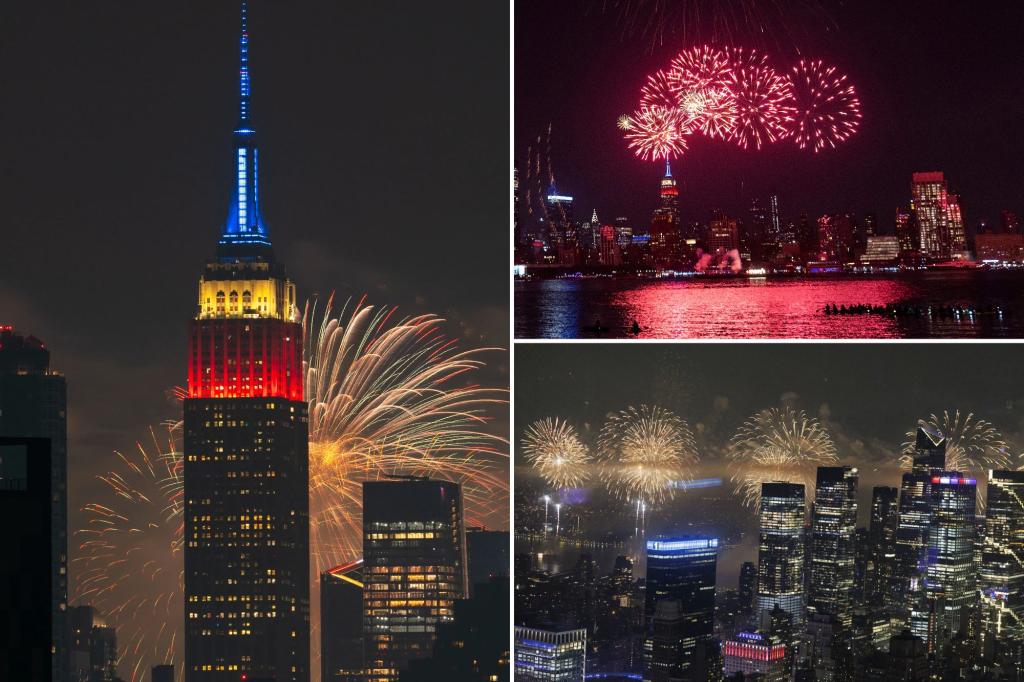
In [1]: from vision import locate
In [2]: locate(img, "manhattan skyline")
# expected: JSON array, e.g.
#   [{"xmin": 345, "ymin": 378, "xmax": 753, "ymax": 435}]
[{"xmin": 515, "ymin": 0, "xmax": 1024, "ymax": 228}]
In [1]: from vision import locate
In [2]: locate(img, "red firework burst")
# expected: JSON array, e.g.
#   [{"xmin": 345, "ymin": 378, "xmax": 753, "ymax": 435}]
[
  {"xmin": 622, "ymin": 106, "xmax": 690, "ymax": 161},
  {"xmin": 640, "ymin": 69, "xmax": 682, "ymax": 114},
  {"xmin": 726, "ymin": 48, "xmax": 794, "ymax": 149},
  {"xmin": 786, "ymin": 59, "xmax": 861, "ymax": 152},
  {"xmin": 667, "ymin": 45, "xmax": 733, "ymax": 92}
]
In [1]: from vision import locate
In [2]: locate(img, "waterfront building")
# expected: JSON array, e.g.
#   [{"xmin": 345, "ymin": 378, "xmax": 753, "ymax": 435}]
[{"xmin": 911, "ymin": 171, "xmax": 965, "ymax": 259}]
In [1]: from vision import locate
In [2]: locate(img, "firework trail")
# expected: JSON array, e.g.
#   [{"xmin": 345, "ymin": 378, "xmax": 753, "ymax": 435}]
[
  {"xmin": 601, "ymin": 0, "xmax": 837, "ymax": 49},
  {"xmin": 725, "ymin": 48, "xmax": 794, "ymax": 149},
  {"xmin": 727, "ymin": 406, "xmax": 838, "ymax": 509},
  {"xmin": 622, "ymin": 106, "xmax": 691, "ymax": 161},
  {"xmin": 73, "ymin": 425, "xmax": 184, "ymax": 682},
  {"xmin": 786, "ymin": 59, "xmax": 861, "ymax": 152},
  {"xmin": 598, "ymin": 405, "xmax": 699, "ymax": 517},
  {"xmin": 74, "ymin": 295, "xmax": 508, "ymax": 682},
  {"xmin": 521, "ymin": 417, "xmax": 591, "ymax": 489},
  {"xmin": 900, "ymin": 410, "xmax": 1012, "ymax": 509}
]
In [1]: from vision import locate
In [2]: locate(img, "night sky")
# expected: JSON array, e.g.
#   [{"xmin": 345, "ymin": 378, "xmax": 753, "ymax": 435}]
[
  {"xmin": 515, "ymin": 343, "xmax": 1024, "ymax": 518},
  {"xmin": 0, "ymin": 0, "xmax": 508, "ymax": 574},
  {"xmin": 515, "ymin": 0, "xmax": 1024, "ymax": 231}
]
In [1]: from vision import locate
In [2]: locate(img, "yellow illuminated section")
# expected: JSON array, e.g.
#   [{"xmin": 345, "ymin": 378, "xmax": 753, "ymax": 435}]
[{"xmin": 197, "ymin": 262, "xmax": 297, "ymax": 321}]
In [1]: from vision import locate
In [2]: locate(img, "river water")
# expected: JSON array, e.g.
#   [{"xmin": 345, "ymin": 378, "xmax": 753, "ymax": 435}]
[{"xmin": 515, "ymin": 270, "xmax": 1024, "ymax": 339}]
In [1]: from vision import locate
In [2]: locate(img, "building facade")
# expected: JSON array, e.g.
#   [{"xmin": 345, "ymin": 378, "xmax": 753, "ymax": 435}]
[
  {"xmin": 643, "ymin": 537, "xmax": 718, "ymax": 682},
  {"xmin": 321, "ymin": 560, "xmax": 364, "ymax": 682},
  {"xmin": 514, "ymin": 627, "xmax": 586, "ymax": 682},
  {"xmin": 756, "ymin": 482, "xmax": 806, "ymax": 627},
  {"xmin": 0, "ymin": 328, "xmax": 67, "ymax": 682},
  {"xmin": 979, "ymin": 470, "xmax": 1024, "ymax": 671},
  {"xmin": 362, "ymin": 478, "xmax": 468, "ymax": 680},
  {"xmin": 182, "ymin": 3, "xmax": 310, "ymax": 680}
]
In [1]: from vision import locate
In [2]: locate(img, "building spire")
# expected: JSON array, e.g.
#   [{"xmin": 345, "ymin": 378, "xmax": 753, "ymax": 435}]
[
  {"xmin": 219, "ymin": 0, "xmax": 270, "ymax": 259},
  {"xmin": 665, "ymin": 159, "xmax": 672, "ymax": 178},
  {"xmin": 239, "ymin": 0, "xmax": 251, "ymax": 125}
]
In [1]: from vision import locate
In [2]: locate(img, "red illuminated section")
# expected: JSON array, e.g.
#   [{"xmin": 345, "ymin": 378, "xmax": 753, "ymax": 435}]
[
  {"xmin": 187, "ymin": 318, "xmax": 303, "ymax": 401},
  {"xmin": 724, "ymin": 640, "xmax": 786, "ymax": 662}
]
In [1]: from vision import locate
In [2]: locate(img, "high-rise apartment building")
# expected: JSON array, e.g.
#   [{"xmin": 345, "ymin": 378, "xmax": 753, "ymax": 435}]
[
  {"xmin": 182, "ymin": 4, "xmax": 310, "ymax": 680},
  {"xmin": 911, "ymin": 171, "xmax": 966, "ymax": 259},
  {"xmin": 0, "ymin": 328, "xmax": 67, "ymax": 681},
  {"xmin": 722, "ymin": 632, "xmax": 788, "ymax": 682},
  {"xmin": 756, "ymin": 483, "xmax": 806, "ymax": 627},
  {"xmin": 362, "ymin": 478, "xmax": 468, "ymax": 680}
]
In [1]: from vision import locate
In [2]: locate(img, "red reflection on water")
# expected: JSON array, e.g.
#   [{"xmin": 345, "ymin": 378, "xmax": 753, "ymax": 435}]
[{"xmin": 613, "ymin": 278, "xmax": 908, "ymax": 338}]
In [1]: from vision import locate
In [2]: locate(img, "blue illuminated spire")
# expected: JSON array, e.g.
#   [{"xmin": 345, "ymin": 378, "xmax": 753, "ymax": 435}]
[
  {"xmin": 665, "ymin": 159, "xmax": 672, "ymax": 178},
  {"xmin": 219, "ymin": 0, "xmax": 270, "ymax": 258}
]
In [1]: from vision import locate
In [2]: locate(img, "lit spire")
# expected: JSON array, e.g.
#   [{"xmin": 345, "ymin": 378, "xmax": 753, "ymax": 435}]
[
  {"xmin": 665, "ymin": 159, "xmax": 672, "ymax": 178},
  {"xmin": 591, "ymin": 209, "xmax": 599, "ymax": 224},
  {"xmin": 239, "ymin": 0, "xmax": 251, "ymax": 124},
  {"xmin": 219, "ymin": 0, "xmax": 270, "ymax": 257}
]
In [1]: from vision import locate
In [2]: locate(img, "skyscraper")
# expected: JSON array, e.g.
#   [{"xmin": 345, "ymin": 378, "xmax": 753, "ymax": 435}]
[
  {"xmin": 894, "ymin": 428, "xmax": 946, "ymax": 627},
  {"xmin": 808, "ymin": 466, "xmax": 859, "ymax": 628},
  {"xmin": 182, "ymin": 4, "xmax": 310, "ymax": 680},
  {"xmin": 0, "ymin": 437, "xmax": 52, "ymax": 682},
  {"xmin": 974, "ymin": 466, "xmax": 1024, "ymax": 667},
  {"xmin": 911, "ymin": 171, "xmax": 966, "ymax": 259},
  {"xmin": 0, "ymin": 328, "xmax": 67, "ymax": 682},
  {"xmin": 362, "ymin": 477, "xmax": 468, "ymax": 680},
  {"xmin": 514, "ymin": 627, "xmax": 586, "ymax": 682},
  {"xmin": 867, "ymin": 486, "xmax": 899, "ymax": 610},
  {"xmin": 979, "ymin": 470, "xmax": 1024, "ymax": 670},
  {"xmin": 643, "ymin": 537, "xmax": 718, "ymax": 682},
  {"xmin": 915, "ymin": 473, "xmax": 977, "ymax": 653},
  {"xmin": 650, "ymin": 160, "xmax": 681, "ymax": 267},
  {"xmin": 756, "ymin": 482, "xmax": 806, "ymax": 628},
  {"xmin": 807, "ymin": 467, "xmax": 859, "ymax": 682}
]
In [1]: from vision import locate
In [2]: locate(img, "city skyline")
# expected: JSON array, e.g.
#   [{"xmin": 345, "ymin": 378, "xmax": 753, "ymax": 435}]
[
  {"xmin": 514, "ymin": 344, "xmax": 1024, "ymax": 527},
  {"xmin": 516, "ymin": 0, "xmax": 1024, "ymax": 228}
]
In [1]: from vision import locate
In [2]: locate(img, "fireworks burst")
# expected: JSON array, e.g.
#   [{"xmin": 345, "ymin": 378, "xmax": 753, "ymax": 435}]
[
  {"xmin": 725, "ymin": 49, "xmax": 794, "ymax": 149},
  {"xmin": 622, "ymin": 106, "xmax": 691, "ymax": 161},
  {"xmin": 73, "ymin": 425, "xmax": 184, "ymax": 682},
  {"xmin": 598, "ymin": 405, "xmax": 699, "ymax": 508},
  {"xmin": 900, "ymin": 410, "xmax": 1012, "ymax": 508},
  {"xmin": 521, "ymin": 417, "xmax": 591, "ymax": 489},
  {"xmin": 786, "ymin": 59, "xmax": 861, "ymax": 152},
  {"xmin": 74, "ymin": 295, "xmax": 508, "ymax": 682},
  {"xmin": 727, "ymin": 406, "xmax": 838, "ymax": 508},
  {"xmin": 623, "ymin": 45, "xmax": 859, "ymax": 160}
]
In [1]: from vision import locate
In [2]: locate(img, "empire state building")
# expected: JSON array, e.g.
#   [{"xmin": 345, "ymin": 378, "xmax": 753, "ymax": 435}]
[{"xmin": 183, "ymin": 2, "xmax": 310, "ymax": 679}]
